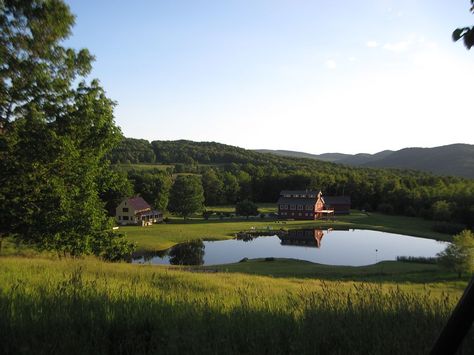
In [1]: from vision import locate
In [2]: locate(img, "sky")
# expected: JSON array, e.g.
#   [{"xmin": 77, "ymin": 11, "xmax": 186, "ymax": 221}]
[{"xmin": 65, "ymin": 0, "xmax": 474, "ymax": 154}]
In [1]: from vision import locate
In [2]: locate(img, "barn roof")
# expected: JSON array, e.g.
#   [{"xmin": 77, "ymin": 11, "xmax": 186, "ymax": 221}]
[
  {"xmin": 126, "ymin": 197, "xmax": 151, "ymax": 211},
  {"xmin": 277, "ymin": 197, "xmax": 317, "ymax": 205}
]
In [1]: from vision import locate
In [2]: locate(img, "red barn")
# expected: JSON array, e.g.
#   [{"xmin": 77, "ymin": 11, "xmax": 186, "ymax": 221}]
[{"xmin": 278, "ymin": 190, "xmax": 350, "ymax": 220}]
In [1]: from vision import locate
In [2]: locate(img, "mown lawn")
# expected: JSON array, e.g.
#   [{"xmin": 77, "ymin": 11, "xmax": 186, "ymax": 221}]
[
  {"xmin": 0, "ymin": 256, "xmax": 472, "ymax": 354},
  {"xmin": 124, "ymin": 210, "xmax": 450, "ymax": 251}
]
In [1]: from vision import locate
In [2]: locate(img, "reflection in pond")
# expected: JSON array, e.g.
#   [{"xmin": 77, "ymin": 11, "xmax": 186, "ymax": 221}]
[
  {"xmin": 168, "ymin": 240, "xmax": 205, "ymax": 265},
  {"xmin": 132, "ymin": 229, "xmax": 448, "ymax": 267},
  {"xmin": 132, "ymin": 249, "xmax": 169, "ymax": 262},
  {"xmin": 281, "ymin": 229, "xmax": 328, "ymax": 248}
]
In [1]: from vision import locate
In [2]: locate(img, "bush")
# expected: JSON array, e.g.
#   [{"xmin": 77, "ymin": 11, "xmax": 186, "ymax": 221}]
[
  {"xmin": 235, "ymin": 200, "xmax": 259, "ymax": 219},
  {"xmin": 202, "ymin": 210, "xmax": 214, "ymax": 220},
  {"xmin": 396, "ymin": 256, "xmax": 438, "ymax": 264},
  {"xmin": 404, "ymin": 206, "xmax": 417, "ymax": 217},
  {"xmin": 437, "ymin": 230, "xmax": 474, "ymax": 277},
  {"xmin": 377, "ymin": 203, "xmax": 394, "ymax": 215},
  {"xmin": 90, "ymin": 231, "xmax": 136, "ymax": 262},
  {"xmin": 431, "ymin": 200, "xmax": 453, "ymax": 222},
  {"xmin": 432, "ymin": 222, "xmax": 467, "ymax": 235}
]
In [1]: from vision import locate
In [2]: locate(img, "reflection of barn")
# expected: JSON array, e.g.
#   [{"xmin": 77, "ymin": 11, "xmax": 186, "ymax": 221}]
[
  {"xmin": 279, "ymin": 229, "xmax": 325, "ymax": 248},
  {"xmin": 278, "ymin": 190, "xmax": 351, "ymax": 220}
]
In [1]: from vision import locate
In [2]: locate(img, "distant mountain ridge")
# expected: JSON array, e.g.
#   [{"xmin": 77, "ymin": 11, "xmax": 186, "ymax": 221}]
[{"xmin": 254, "ymin": 144, "xmax": 474, "ymax": 179}]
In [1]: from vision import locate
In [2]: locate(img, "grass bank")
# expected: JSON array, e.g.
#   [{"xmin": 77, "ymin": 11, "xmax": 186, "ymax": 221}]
[
  {"xmin": 205, "ymin": 258, "xmax": 469, "ymax": 287},
  {"xmin": 124, "ymin": 211, "xmax": 450, "ymax": 251},
  {"xmin": 0, "ymin": 256, "xmax": 471, "ymax": 354}
]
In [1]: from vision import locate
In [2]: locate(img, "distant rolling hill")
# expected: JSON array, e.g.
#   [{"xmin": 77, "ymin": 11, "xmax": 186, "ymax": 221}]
[
  {"xmin": 255, "ymin": 144, "xmax": 474, "ymax": 179},
  {"xmin": 254, "ymin": 149, "xmax": 351, "ymax": 162}
]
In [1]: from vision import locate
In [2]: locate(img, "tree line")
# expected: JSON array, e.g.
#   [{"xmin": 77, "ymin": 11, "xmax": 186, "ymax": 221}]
[{"xmin": 111, "ymin": 138, "xmax": 474, "ymax": 228}]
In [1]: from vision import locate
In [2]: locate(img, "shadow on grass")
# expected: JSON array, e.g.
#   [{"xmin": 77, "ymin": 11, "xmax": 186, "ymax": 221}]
[
  {"xmin": 203, "ymin": 259, "xmax": 470, "ymax": 285},
  {"xmin": 2, "ymin": 270, "xmax": 473, "ymax": 354}
]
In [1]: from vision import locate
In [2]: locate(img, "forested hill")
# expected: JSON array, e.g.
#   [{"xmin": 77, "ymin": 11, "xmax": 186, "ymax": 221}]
[
  {"xmin": 255, "ymin": 144, "xmax": 474, "ymax": 179},
  {"xmin": 110, "ymin": 138, "xmax": 328, "ymax": 167},
  {"xmin": 109, "ymin": 138, "xmax": 474, "ymax": 227},
  {"xmin": 358, "ymin": 144, "xmax": 474, "ymax": 179}
]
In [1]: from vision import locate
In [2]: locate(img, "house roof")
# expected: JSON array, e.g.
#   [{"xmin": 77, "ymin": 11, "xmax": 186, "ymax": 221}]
[
  {"xmin": 126, "ymin": 197, "xmax": 151, "ymax": 211},
  {"xmin": 277, "ymin": 197, "xmax": 317, "ymax": 205},
  {"xmin": 323, "ymin": 196, "xmax": 351, "ymax": 205}
]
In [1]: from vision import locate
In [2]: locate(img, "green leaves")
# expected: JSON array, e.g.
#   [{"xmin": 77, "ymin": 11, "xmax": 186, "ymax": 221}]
[
  {"xmin": 453, "ymin": 2, "xmax": 474, "ymax": 49},
  {"xmin": 168, "ymin": 175, "xmax": 205, "ymax": 219},
  {"xmin": 0, "ymin": 0, "xmax": 134, "ymax": 260}
]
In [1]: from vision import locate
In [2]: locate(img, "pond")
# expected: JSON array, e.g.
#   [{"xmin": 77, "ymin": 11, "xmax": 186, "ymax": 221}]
[{"xmin": 132, "ymin": 229, "xmax": 448, "ymax": 267}]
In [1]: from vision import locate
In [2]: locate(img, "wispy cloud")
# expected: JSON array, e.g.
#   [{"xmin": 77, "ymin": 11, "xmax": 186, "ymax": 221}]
[{"xmin": 366, "ymin": 40, "xmax": 379, "ymax": 48}]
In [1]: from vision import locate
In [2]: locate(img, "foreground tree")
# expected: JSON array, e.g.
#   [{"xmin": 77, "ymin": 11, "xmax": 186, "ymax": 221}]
[
  {"xmin": 453, "ymin": 0, "xmax": 474, "ymax": 49},
  {"xmin": 168, "ymin": 175, "xmax": 204, "ymax": 219},
  {"xmin": 437, "ymin": 230, "xmax": 474, "ymax": 278},
  {"xmin": 0, "ymin": 0, "xmax": 134, "ymax": 259}
]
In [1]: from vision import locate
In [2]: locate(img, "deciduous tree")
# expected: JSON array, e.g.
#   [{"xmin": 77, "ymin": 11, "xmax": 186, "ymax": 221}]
[
  {"xmin": 0, "ymin": 0, "xmax": 134, "ymax": 259},
  {"xmin": 438, "ymin": 230, "xmax": 474, "ymax": 278},
  {"xmin": 236, "ymin": 200, "xmax": 259, "ymax": 219},
  {"xmin": 168, "ymin": 175, "xmax": 204, "ymax": 219}
]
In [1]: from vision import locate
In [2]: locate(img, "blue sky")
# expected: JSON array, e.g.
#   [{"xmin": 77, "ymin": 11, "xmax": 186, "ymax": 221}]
[{"xmin": 65, "ymin": 0, "xmax": 473, "ymax": 154}]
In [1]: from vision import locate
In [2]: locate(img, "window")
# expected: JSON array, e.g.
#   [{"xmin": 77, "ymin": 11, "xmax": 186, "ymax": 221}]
[
  {"xmin": 298, "ymin": 212, "xmax": 302, "ymax": 216},
  {"xmin": 280, "ymin": 204, "xmax": 288, "ymax": 210},
  {"xmin": 123, "ymin": 216, "xmax": 129, "ymax": 221},
  {"xmin": 306, "ymin": 205, "xmax": 313, "ymax": 211},
  {"xmin": 290, "ymin": 205, "xmax": 296, "ymax": 210},
  {"xmin": 122, "ymin": 207, "xmax": 129, "ymax": 212},
  {"xmin": 297, "ymin": 205, "xmax": 303, "ymax": 210}
]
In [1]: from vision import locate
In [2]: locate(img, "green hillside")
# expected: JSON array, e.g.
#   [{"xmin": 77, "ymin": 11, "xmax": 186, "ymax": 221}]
[
  {"xmin": 360, "ymin": 144, "xmax": 474, "ymax": 179},
  {"xmin": 255, "ymin": 144, "xmax": 474, "ymax": 179}
]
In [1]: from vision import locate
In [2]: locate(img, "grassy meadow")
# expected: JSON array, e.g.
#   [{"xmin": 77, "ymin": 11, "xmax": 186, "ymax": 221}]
[
  {"xmin": 1, "ymin": 210, "xmax": 468, "ymax": 354},
  {"xmin": 124, "ymin": 210, "xmax": 451, "ymax": 251},
  {"xmin": 1, "ymin": 256, "xmax": 472, "ymax": 354}
]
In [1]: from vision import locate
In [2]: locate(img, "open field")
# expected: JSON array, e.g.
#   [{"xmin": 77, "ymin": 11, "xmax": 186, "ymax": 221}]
[
  {"xmin": 0, "ymin": 256, "xmax": 472, "ymax": 354},
  {"xmin": 206, "ymin": 203, "xmax": 277, "ymax": 214},
  {"xmin": 115, "ymin": 163, "xmax": 174, "ymax": 171},
  {"xmin": 124, "ymin": 211, "xmax": 451, "ymax": 251}
]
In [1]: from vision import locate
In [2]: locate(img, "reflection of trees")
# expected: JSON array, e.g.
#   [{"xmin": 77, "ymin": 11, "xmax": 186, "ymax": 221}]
[
  {"xmin": 133, "ymin": 249, "xmax": 169, "ymax": 262},
  {"xmin": 169, "ymin": 240, "xmax": 205, "ymax": 265}
]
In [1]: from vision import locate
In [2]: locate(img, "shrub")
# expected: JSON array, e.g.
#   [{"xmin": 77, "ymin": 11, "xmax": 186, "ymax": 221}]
[
  {"xmin": 377, "ymin": 203, "xmax": 394, "ymax": 215},
  {"xmin": 433, "ymin": 222, "xmax": 466, "ymax": 235}
]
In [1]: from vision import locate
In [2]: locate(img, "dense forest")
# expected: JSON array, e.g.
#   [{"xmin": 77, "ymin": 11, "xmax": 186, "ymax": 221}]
[{"xmin": 110, "ymin": 138, "xmax": 474, "ymax": 228}]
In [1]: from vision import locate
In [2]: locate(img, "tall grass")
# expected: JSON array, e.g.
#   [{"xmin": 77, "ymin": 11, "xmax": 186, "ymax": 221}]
[{"xmin": 0, "ymin": 257, "xmax": 472, "ymax": 354}]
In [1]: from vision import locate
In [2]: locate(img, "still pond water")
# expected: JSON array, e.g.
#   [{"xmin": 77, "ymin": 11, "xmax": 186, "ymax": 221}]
[{"xmin": 133, "ymin": 229, "xmax": 448, "ymax": 267}]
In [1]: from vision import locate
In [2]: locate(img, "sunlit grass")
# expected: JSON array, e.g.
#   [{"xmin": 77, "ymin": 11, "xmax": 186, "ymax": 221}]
[{"xmin": 0, "ymin": 256, "xmax": 471, "ymax": 354}]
